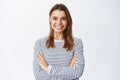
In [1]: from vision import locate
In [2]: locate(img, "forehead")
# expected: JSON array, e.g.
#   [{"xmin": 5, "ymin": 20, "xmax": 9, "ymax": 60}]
[{"xmin": 50, "ymin": 10, "xmax": 66, "ymax": 17}]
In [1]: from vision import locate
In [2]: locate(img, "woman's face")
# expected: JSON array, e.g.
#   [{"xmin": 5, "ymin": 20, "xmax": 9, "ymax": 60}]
[{"xmin": 50, "ymin": 10, "xmax": 67, "ymax": 33}]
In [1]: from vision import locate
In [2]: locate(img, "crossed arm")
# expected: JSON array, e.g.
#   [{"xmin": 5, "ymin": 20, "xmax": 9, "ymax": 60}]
[
  {"xmin": 37, "ymin": 53, "xmax": 78, "ymax": 71},
  {"xmin": 33, "ymin": 38, "xmax": 84, "ymax": 79}
]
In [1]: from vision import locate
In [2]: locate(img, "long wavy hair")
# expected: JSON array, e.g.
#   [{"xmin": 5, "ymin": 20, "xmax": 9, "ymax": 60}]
[{"xmin": 46, "ymin": 3, "xmax": 74, "ymax": 51}]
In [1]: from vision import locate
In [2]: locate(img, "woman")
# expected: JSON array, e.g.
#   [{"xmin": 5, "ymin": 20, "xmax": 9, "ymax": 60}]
[{"xmin": 33, "ymin": 3, "xmax": 85, "ymax": 80}]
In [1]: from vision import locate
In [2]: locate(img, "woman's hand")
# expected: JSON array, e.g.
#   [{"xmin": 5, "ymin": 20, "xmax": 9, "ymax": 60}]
[
  {"xmin": 70, "ymin": 54, "xmax": 78, "ymax": 67},
  {"xmin": 37, "ymin": 53, "xmax": 48, "ymax": 71}
]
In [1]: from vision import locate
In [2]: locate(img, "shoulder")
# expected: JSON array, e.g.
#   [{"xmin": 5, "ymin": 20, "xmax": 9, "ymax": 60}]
[
  {"xmin": 73, "ymin": 37, "xmax": 83, "ymax": 45},
  {"xmin": 34, "ymin": 36, "xmax": 47, "ymax": 45},
  {"xmin": 73, "ymin": 37, "xmax": 84, "ymax": 55}
]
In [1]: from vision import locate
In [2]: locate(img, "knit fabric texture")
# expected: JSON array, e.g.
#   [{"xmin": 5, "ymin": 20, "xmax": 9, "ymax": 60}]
[{"xmin": 33, "ymin": 37, "xmax": 84, "ymax": 80}]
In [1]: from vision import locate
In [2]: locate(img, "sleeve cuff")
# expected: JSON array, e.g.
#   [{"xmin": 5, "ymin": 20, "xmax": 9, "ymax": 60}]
[{"xmin": 46, "ymin": 65, "xmax": 52, "ymax": 74}]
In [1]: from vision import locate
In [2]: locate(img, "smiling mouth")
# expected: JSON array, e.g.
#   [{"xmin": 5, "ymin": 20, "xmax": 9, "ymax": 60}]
[{"xmin": 55, "ymin": 26, "xmax": 63, "ymax": 29}]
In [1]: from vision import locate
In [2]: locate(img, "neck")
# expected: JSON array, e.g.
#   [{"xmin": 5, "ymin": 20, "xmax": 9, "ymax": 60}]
[{"xmin": 54, "ymin": 32, "xmax": 64, "ymax": 40}]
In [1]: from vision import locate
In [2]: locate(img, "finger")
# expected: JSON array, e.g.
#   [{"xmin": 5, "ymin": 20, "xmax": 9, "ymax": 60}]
[
  {"xmin": 71, "ymin": 62, "xmax": 76, "ymax": 66},
  {"xmin": 37, "ymin": 52, "xmax": 43, "ymax": 57},
  {"xmin": 73, "ymin": 57, "xmax": 78, "ymax": 61},
  {"xmin": 70, "ymin": 58, "xmax": 74, "ymax": 66},
  {"xmin": 75, "ymin": 61, "xmax": 78, "ymax": 64},
  {"xmin": 71, "ymin": 58, "xmax": 76, "ymax": 63},
  {"xmin": 37, "ymin": 54, "xmax": 45, "ymax": 61},
  {"xmin": 37, "ymin": 54, "xmax": 42, "ymax": 58},
  {"xmin": 37, "ymin": 56, "xmax": 42, "ymax": 65},
  {"xmin": 37, "ymin": 55, "xmax": 43, "ymax": 62},
  {"xmin": 39, "ymin": 53, "xmax": 43, "ymax": 56},
  {"xmin": 70, "ymin": 60, "xmax": 76, "ymax": 66},
  {"xmin": 37, "ymin": 54, "xmax": 47, "ymax": 65},
  {"xmin": 70, "ymin": 55, "xmax": 78, "ymax": 66},
  {"xmin": 74, "ymin": 55, "xmax": 78, "ymax": 58},
  {"xmin": 37, "ymin": 55, "xmax": 45, "ymax": 62},
  {"xmin": 37, "ymin": 55, "xmax": 46, "ymax": 67},
  {"xmin": 71, "ymin": 61, "xmax": 77, "ymax": 66},
  {"xmin": 40, "ymin": 54, "xmax": 45, "ymax": 58},
  {"xmin": 72, "ymin": 58, "xmax": 78, "ymax": 64},
  {"xmin": 38, "ymin": 54, "xmax": 45, "ymax": 60},
  {"xmin": 72, "ymin": 55, "xmax": 77, "ymax": 59},
  {"xmin": 70, "ymin": 62, "xmax": 74, "ymax": 66}
]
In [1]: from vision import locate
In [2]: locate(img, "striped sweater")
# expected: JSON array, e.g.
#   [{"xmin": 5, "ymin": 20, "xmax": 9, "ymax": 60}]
[{"xmin": 33, "ymin": 37, "xmax": 84, "ymax": 80}]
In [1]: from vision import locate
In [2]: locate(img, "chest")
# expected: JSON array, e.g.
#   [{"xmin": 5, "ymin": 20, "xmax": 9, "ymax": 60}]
[{"xmin": 42, "ymin": 45, "xmax": 74, "ymax": 66}]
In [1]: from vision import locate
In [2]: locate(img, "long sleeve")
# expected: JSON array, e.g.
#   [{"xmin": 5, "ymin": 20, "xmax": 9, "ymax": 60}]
[
  {"xmin": 33, "ymin": 39, "xmax": 51, "ymax": 80},
  {"xmin": 47, "ymin": 38, "xmax": 85, "ymax": 79}
]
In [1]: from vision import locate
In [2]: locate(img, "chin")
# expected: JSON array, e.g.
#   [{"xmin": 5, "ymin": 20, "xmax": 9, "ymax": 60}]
[{"xmin": 54, "ymin": 30, "xmax": 64, "ymax": 33}]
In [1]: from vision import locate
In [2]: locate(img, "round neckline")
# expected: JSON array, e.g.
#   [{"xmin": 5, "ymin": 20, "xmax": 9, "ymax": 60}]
[{"xmin": 54, "ymin": 39, "xmax": 64, "ymax": 42}]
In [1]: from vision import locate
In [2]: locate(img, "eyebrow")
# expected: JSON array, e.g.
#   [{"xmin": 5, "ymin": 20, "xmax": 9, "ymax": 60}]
[{"xmin": 52, "ymin": 16, "xmax": 66, "ymax": 18}]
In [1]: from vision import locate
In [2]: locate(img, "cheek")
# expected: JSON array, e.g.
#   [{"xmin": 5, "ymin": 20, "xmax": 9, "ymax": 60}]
[
  {"xmin": 50, "ymin": 20, "xmax": 55, "ymax": 25},
  {"xmin": 50, "ymin": 23, "xmax": 55, "ymax": 28},
  {"xmin": 50, "ymin": 21, "xmax": 54, "ymax": 27},
  {"xmin": 50, "ymin": 21, "xmax": 55, "ymax": 29},
  {"xmin": 63, "ymin": 21, "xmax": 67, "ymax": 26}
]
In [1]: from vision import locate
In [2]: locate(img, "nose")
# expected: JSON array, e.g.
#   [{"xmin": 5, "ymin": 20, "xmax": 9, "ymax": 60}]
[{"xmin": 57, "ymin": 19, "xmax": 62, "ymax": 25}]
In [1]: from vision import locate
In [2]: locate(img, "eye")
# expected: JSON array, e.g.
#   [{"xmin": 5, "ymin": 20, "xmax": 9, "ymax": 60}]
[
  {"xmin": 52, "ymin": 17, "xmax": 57, "ymax": 20},
  {"xmin": 61, "ymin": 17, "xmax": 67, "ymax": 20}
]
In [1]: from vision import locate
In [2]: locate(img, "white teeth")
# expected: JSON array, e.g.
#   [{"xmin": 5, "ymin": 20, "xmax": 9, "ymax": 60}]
[
  {"xmin": 55, "ymin": 26, "xmax": 63, "ymax": 29},
  {"xmin": 57, "ymin": 27, "xmax": 62, "ymax": 28}
]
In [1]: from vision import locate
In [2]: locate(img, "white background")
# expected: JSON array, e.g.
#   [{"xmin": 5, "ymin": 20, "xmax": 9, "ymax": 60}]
[{"xmin": 0, "ymin": 0, "xmax": 120, "ymax": 80}]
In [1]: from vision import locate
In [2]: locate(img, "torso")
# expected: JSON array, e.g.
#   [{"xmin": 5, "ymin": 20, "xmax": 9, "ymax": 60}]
[{"xmin": 41, "ymin": 37, "xmax": 74, "ymax": 67}]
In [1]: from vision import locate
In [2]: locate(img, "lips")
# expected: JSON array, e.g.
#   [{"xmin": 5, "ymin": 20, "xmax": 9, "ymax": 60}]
[{"xmin": 55, "ymin": 25, "xmax": 63, "ymax": 29}]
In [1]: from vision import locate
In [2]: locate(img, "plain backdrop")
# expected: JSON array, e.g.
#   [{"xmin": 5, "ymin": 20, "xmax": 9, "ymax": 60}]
[{"xmin": 0, "ymin": 0, "xmax": 120, "ymax": 80}]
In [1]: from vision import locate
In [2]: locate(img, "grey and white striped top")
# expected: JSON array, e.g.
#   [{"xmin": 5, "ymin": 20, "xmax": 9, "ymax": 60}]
[{"xmin": 33, "ymin": 37, "xmax": 85, "ymax": 80}]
